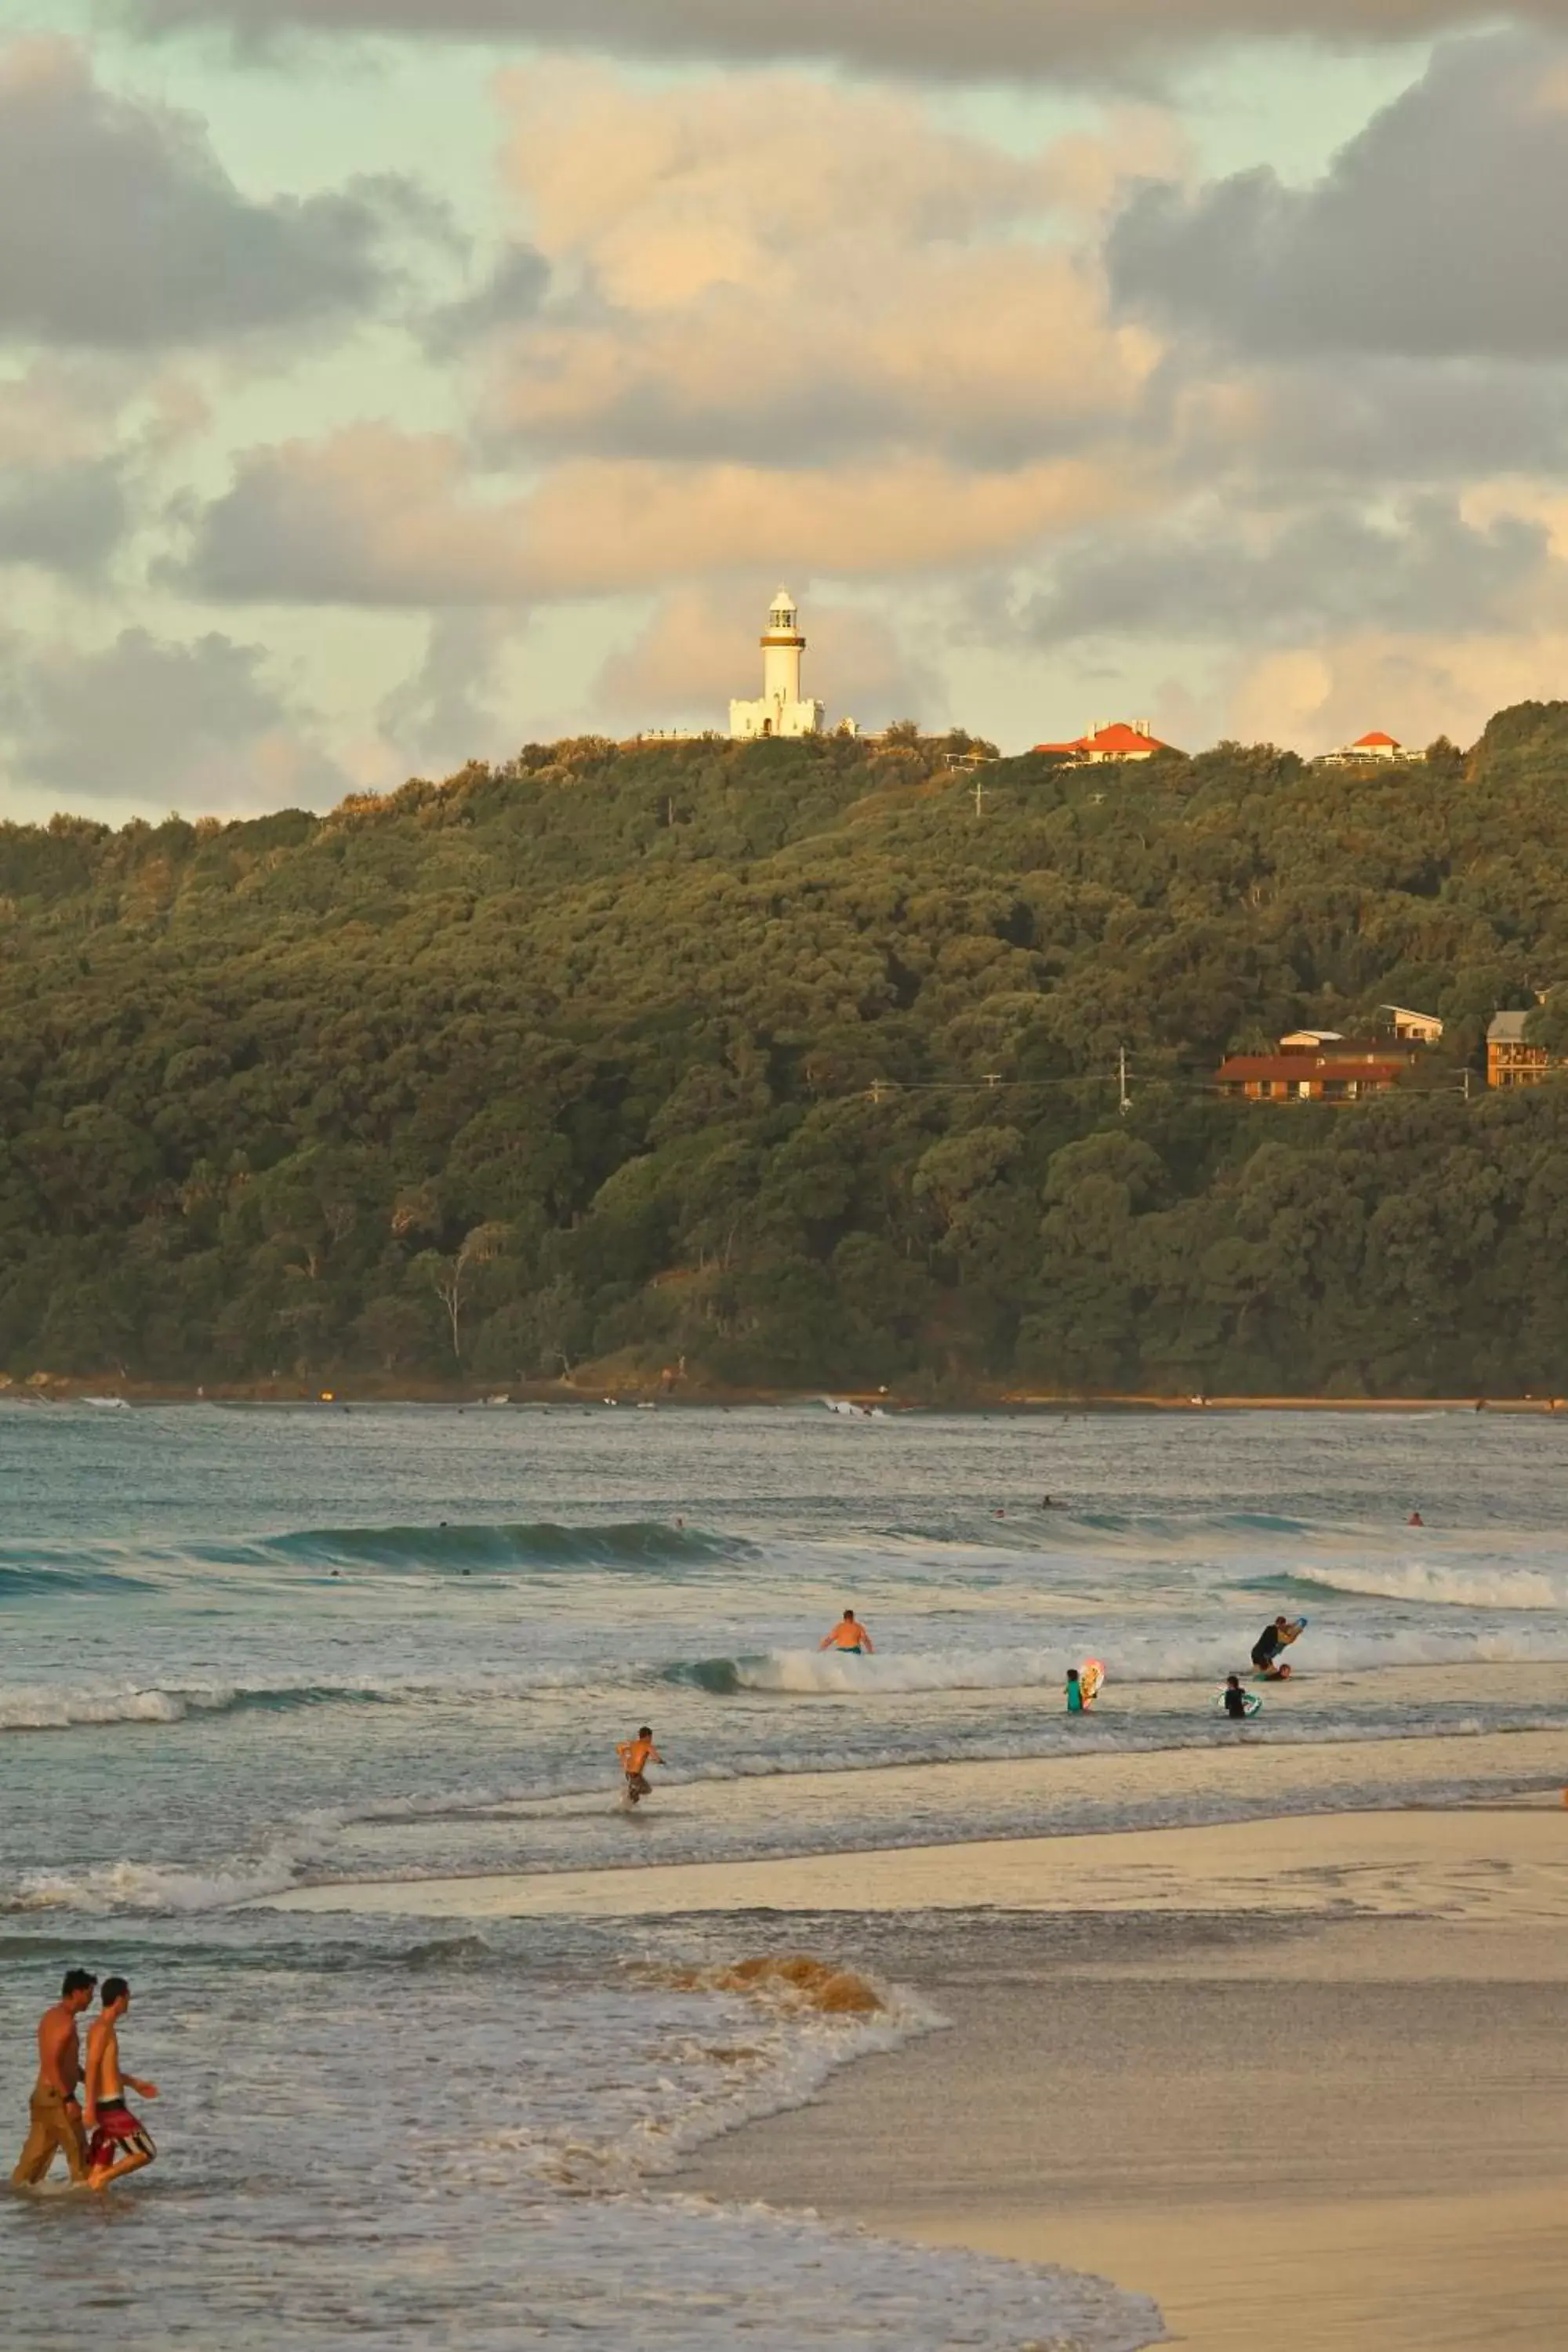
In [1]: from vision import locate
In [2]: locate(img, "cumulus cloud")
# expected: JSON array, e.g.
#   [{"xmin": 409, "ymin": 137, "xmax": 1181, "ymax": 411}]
[
  {"xmin": 0, "ymin": 37, "xmax": 426, "ymax": 350},
  {"xmin": 0, "ymin": 626, "xmax": 350, "ymax": 809},
  {"xmin": 426, "ymin": 243, "xmax": 550, "ymax": 353},
  {"xmin": 171, "ymin": 426, "xmax": 537, "ymax": 604},
  {"xmin": 117, "ymin": 0, "xmax": 1568, "ymax": 78},
  {"xmin": 1110, "ymin": 33, "xmax": 1568, "ymax": 360},
  {"xmin": 0, "ymin": 462, "xmax": 129, "ymax": 577},
  {"xmin": 1224, "ymin": 626, "xmax": 1568, "ymax": 755},
  {"xmin": 597, "ymin": 586, "xmax": 920, "ymax": 728},
  {"xmin": 468, "ymin": 69, "xmax": 1165, "ymax": 470},
  {"xmin": 1022, "ymin": 495, "xmax": 1547, "ymax": 648},
  {"xmin": 174, "ymin": 422, "xmax": 1149, "ymax": 604},
  {"xmin": 377, "ymin": 611, "xmax": 524, "ymax": 768},
  {"xmin": 1178, "ymin": 358, "xmax": 1568, "ymax": 488}
]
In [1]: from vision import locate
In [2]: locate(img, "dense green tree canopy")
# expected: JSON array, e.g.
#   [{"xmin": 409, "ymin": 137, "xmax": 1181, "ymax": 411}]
[{"xmin": 4, "ymin": 706, "xmax": 1568, "ymax": 1396}]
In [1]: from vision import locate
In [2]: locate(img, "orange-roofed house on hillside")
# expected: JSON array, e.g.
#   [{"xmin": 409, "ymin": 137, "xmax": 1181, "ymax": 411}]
[
  {"xmin": 1033, "ymin": 719, "xmax": 1178, "ymax": 763},
  {"xmin": 1319, "ymin": 730, "xmax": 1418, "ymax": 765}
]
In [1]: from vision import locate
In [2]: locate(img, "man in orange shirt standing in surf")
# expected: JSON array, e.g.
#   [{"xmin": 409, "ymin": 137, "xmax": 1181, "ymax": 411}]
[{"xmin": 819, "ymin": 1608, "xmax": 874, "ymax": 1656}]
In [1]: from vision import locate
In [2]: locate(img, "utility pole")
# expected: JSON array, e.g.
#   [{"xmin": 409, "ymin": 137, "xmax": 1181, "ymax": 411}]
[
  {"xmin": 1118, "ymin": 1044, "xmax": 1131, "ymax": 1115},
  {"xmin": 974, "ymin": 768, "xmax": 984, "ymax": 820}
]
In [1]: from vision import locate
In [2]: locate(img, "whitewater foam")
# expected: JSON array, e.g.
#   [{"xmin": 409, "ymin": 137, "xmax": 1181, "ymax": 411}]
[
  {"xmin": 1294, "ymin": 1561, "xmax": 1568, "ymax": 1611},
  {"xmin": 713, "ymin": 1627, "xmax": 1568, "ymax": 1694}
]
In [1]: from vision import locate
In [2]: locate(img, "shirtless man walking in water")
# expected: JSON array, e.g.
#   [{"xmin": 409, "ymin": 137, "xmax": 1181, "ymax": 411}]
[
  {"xmin": 819, "ymin": 1608, "xmax": 874, "ymax": 1656},
  {"xmin": 12, "ymin": 1969, "xmax": 95, "ymax": 2188},
  {"xmin": 83, "ymin": 1978, "xmax": 158, "ymax": 2191},
  {"xmin": 616, "ymin": 1726, "xmax": 664, "ymax": 1805}
]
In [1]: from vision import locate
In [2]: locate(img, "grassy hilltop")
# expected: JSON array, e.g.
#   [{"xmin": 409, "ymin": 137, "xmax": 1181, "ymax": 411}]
[{"xmin": 6, "ymin": 705, "xmax": 1568, "ymax": 1398}]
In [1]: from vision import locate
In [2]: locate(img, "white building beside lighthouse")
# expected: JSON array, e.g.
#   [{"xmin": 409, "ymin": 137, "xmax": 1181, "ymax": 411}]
[{"xmin": 729, "ymin": 588, "xmax": 825, "ymax": 740}]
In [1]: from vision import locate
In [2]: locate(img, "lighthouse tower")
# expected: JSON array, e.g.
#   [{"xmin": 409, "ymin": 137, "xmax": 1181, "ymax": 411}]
[{"xmin": 729, "ymin": 587, "xmax": 826, "ymax": 740}]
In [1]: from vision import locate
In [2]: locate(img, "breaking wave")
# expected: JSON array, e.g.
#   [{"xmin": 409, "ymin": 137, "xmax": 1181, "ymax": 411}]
[
  {"xmin": 1292, "ymin": 1562, "xmax": 1568, "ymax": 1612},
  {"xmin": 669, "ymin": 1625, "xmax": 1568, "ymax": 1697}
]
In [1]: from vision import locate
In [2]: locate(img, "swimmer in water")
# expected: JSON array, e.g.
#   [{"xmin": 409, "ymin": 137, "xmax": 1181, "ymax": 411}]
[
  {"xmin": 819, "ymin": 1608, "xmax": 873, "ymax": 1656},
  {"xmin": 1065, "ymin": 1667, "xmax": 1083, "ymax": 1714},
  {"xmin": 1221, "ymin": 1673, "xmax": 1254, "ymax": 1720},
  {"xmin": 1408, "ymin": 1510, "xmax": 1424, "ymax": 1526},
  {"xmin": 616, "ymin": 1726, "xmax": 663, "ymax": 1806}
]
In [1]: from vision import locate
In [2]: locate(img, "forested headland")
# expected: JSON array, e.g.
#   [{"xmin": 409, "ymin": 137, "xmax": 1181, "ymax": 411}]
[{"xmin": 6, "ymin": 702, "xmax": 1568, "ymax": 1399}]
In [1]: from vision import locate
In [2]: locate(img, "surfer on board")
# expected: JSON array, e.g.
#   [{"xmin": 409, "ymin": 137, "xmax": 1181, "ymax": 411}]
[{"xmin": 819, "ymin": 1609, "xmax": 873, "ymax": 1656}]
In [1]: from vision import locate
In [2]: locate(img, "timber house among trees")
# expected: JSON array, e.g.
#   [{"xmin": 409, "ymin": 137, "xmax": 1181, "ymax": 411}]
[
  {"xmin": 1215, "ymin": 1036, "xmax": 1419, "ymax": 1102},
  {"xmin": 1486, "ymin": 1011, "xmax": 1561, "ymax": 1088}
]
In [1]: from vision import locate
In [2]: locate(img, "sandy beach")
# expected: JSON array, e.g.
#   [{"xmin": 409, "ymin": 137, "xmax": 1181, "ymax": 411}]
[
  {"xmin": 259, "ymin": 1762, "xmax": 1568, "ymax": 2350},
  {"xmin": 659, "ymin": 1810, "xmax": 1568, "ymax": 2352}
]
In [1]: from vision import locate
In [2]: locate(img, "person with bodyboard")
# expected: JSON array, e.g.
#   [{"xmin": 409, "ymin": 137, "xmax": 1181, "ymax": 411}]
[
  {"xmin": 1067, "ymin": 1661, "xmax": 1105, "ymax": 1712},
  {"xmin": 1250, "ymin": 1616, "xmax": 1305, "ymax": 1679},
  {"xmin": 1220, "ymin": 1674, "xmax": 1262, "ymax": 1719}
]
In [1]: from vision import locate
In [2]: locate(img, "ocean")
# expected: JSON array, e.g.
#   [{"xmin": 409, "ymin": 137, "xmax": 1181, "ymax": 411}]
[{"xmin": 3, "ymin": 1399, "xmax": 1565, "ymax": 2348}]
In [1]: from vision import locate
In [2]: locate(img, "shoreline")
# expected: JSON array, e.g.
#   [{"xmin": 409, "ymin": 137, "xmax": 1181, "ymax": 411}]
[
  {"xmin": 258, "ymin": 1780, "xmax": 1568, "ymax": 1918},
  {"xmin": 5, "ymin": 1376, "xmax": 1566, "ymax": 1412}
]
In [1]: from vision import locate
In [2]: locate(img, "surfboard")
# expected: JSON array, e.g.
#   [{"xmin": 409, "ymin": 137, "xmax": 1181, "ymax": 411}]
[{"xmin": 1079, "ymin": 1658, "xmax": 1105, "ymax": 1707}]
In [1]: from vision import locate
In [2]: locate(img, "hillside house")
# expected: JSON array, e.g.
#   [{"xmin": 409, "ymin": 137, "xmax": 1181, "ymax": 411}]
[
  {"xmin": 1319, "ymin": 730, "xmax": 1418, "ymax": 765},
  {"xmin": 1382, "ymin": 1005, "xmax": 1444, "ymax": 1044},
  {"xmin": 1486, "ymin": 1011, "xmax": 1557, "ymax": 1087},
  {"xmin": 1217, "ymin": 1036, "xmax": 1417, "ymax": 1102},
  {"xmin": 1033, "ymin": 720, "xmax": 1178, "ymax": 763}
]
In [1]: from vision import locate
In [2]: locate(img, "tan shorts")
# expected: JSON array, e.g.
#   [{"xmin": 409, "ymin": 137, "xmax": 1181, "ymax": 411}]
[{"xmin": 13, "ymin": 2085, "xmax": 89, "ymax": 2187}]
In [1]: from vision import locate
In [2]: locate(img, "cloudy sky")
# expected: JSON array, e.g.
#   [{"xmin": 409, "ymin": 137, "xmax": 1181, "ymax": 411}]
[{"xmin": 4, "ymin": 2, "xmax": 1567, "ymax": 818}]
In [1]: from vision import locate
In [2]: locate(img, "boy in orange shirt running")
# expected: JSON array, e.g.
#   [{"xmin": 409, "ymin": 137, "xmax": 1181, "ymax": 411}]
[{"xmin": 617, "ymin": 1726, "xmax": 664, "ymax": 1805}]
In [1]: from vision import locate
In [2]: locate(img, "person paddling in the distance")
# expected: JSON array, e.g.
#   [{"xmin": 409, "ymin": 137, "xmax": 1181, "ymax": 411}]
[
  {"xmin": 819, "ymin": 1608, "xmax": 873, "ymax": 1657},
  {"xmin": 82, "ymin": 1977, "xmax": 158, "ymax": 2191}
]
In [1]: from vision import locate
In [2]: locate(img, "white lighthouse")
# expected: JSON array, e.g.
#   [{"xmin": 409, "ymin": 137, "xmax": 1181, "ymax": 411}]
[{"xmin": 729, "ymin": 588, "xmax": 826, "ymax": 740}]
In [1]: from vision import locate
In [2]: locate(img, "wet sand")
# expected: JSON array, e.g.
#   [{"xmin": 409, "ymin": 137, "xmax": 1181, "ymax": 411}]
[
  {"xmin": 675, "ymin": 1895, "xmax": 1568, "ymax": 2352},
  {"xmin": 258, "ymin": 1782, "xmax": 1568, "ymax": 2348}
]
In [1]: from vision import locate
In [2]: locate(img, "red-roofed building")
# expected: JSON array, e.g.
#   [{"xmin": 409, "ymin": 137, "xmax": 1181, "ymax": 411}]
[
  {"xmin": 1319, "ymin": 729, "xmax": 1418, "ymax": 765},
  {"xmin": 1216, "ymin": 1043, "xmax": 1414, "ymax": 1102},
  {"xmin": 1033, "ymin": 719, "xmax": 1178, "ymax": 764}
]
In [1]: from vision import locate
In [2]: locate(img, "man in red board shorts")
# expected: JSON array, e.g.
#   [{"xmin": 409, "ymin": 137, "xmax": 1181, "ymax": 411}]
[{"xmin": 83, "ymin": 1978, "xmax": 158, "ymax": 2191}]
